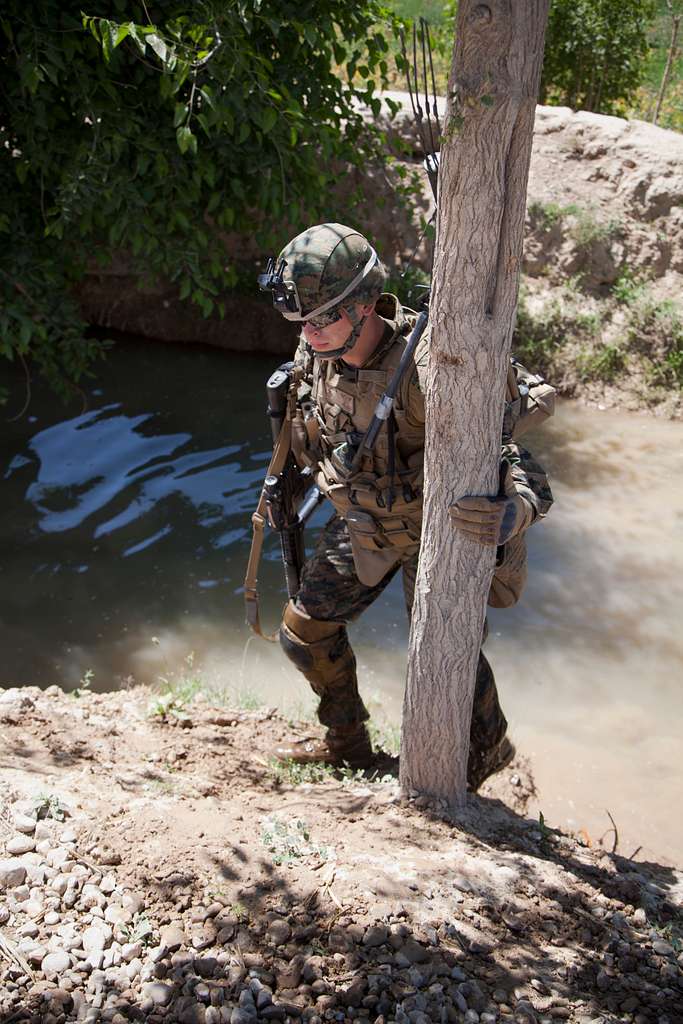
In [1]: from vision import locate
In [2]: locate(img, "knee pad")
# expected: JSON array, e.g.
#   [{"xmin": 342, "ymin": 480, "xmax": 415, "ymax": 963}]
[{"xmin": 279, "ymin": 601, "xmax": 353, "ymax": 680}]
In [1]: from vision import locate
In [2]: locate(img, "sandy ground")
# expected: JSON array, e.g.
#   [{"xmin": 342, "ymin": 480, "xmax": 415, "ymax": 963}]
[{"xmin": 1, "ymin": 686, "xmax": 681, "ymax": 1024}]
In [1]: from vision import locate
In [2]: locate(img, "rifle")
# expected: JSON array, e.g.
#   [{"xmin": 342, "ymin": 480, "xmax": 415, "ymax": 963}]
[
  {"xmin": 264, "ymin": 362, "xmax": 323, "ymax": 598},
  {"xmin": 244, "ymin": 362, "xmax": 323, "ymax": 638}
]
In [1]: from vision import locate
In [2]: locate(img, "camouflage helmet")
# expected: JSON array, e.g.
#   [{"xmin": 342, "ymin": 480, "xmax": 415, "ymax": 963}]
[{"xmin": 275, "ymin": 223, "xmax": 386, "ymax": 322}]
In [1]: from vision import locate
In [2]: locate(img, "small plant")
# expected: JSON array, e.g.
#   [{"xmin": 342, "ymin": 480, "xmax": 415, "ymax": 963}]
[
  {"xmin": 612, "ymin": 267, "xmax": 647, "ymax": 305},
  {"xmin": 625, "ymin": 293, "xmax": 683, "ymax": 388},
  {"xmin": 121, "ymin": 913, "xmax": 156, "ymax": 946},
  {"xmin": 527, "ymin": 199, "xmax": 566, "ymax": 231},
  {"xmin": 33, "ymin": 794, "xmax": 67, "ymax": 822},
  {"xmin": 71, "ymin": 668, "xmax": 94, "ymax": 699},
  {"xmin": 269, "ymin": 758, "xmax": 335, "ymax": 786},
  {"xmin": 576, "ymin": 343, "xmax": 626, "ymax": 383},
  {"xmin": 369, "ymin": 719, "xmax": 401, "ymax": 756},
  {"xmin": 147, "ymin": 692, "xmax": 188, "ymax": 720},
  {"xmin": 234, "ymin": 687, "xmax": 262, "ymax": 711},
  {"xmin": 260, "ymin": 815, "xmax": 331, "ymax": 866},
  {"xmin": 230, "ymin": 902, "xmax": 249, "ymax": 922},
  {"xmin": 566, "ymin": 206, "xmax": 622, "ymax": 249}
]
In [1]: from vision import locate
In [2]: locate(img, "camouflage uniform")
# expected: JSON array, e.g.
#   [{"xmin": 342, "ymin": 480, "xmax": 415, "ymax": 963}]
[{"xmin": 261, "ymin": 223, "xmax": 553, "ymax": 781}]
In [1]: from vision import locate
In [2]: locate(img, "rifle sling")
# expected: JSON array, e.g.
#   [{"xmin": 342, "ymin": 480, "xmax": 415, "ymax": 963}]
[{"xmin": 244, "ymin": 384, "xmax": 297, "ymax": 641}]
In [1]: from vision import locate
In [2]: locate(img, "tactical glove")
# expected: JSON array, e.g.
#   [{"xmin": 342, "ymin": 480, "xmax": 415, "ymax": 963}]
[{"xmin": 449, "ymin": 462, "xmax": 535, "ymax": 547}]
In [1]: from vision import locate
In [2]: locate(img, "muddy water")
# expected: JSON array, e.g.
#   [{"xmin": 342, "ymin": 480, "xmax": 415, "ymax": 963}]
[{"xmin": 2, "ymin": 339, "xmax": 682, "ymax": 866}]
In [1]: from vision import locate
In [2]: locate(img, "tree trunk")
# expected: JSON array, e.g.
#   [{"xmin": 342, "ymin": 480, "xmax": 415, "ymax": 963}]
[
  {"xmin": 400, "ymin": 0, "xmax": 549, "ymax": 807},
  {"xmin": 653, "ymin": 13, "xmax": 681, "ymax": 126}
]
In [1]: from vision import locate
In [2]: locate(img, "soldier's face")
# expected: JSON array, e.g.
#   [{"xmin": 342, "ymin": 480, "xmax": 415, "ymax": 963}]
[{"xmin": 302, "ymin": 308, "xmax": 353, "ymax": 353}]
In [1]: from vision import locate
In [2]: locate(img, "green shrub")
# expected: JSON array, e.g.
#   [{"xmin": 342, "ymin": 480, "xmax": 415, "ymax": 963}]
[
  {"xmin": 540, "ymin": 0, "xmax": 657, "ymax": 114},
  {"xmin": 626, "ymin": 295, "xmax": 683, "ymax": 387}
]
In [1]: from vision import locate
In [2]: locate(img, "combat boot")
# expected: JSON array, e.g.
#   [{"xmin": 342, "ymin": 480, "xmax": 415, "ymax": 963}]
[
  {"xmin": 274, "ymin": 722, "xmax": 374, "ymax": 769},
  {"xmin": 467, "ymin": 736, "xmax": 516, "ymax": 792}
]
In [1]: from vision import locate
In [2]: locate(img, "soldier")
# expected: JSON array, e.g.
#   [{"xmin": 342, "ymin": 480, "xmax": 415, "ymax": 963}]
[{"xmin": 260, "ymin": 222, "xmax": 553, "ymax": 790}]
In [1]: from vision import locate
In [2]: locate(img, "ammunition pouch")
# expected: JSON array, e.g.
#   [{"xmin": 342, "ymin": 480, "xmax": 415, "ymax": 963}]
[{"xmin": 488, "ymin": 533, "xmax": 528, "ymax": 608}]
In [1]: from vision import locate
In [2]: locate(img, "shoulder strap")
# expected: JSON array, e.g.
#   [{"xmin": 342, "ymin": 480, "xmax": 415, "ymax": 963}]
[{"xmin": 244, "ymin": 373, "xmax": 301, "ymax": 641}]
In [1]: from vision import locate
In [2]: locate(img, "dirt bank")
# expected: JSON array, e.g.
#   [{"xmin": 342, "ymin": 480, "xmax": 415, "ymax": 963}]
[
  {"xmin": 77, "ymin": 99, "xmax": 683, "ymax": 419},
  {"xmin": 1, "ymin": 685, "xmax": 681, "ymax": 1024}
]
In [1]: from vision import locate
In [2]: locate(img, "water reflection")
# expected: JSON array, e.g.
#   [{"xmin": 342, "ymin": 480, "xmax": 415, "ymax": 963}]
[{"xmin": 1, "ymin": 339, "xmax": 682, "ymax": 866}]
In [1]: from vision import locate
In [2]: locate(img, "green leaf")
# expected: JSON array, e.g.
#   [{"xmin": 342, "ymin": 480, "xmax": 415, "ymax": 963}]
[
  {"xmin": 199, "ymin": 85, "xmax": 215, "ymax": 109},
  {"xmin": 174, "ymin": 103, "xmax": 188, "ymax": 128},
  {"xmin": 176, "ymin": 124, "xmax": 194, "ymax": 154},
  {"xmin": 260, "ymin": 107, "xmax": 277, "ymax": 133},
  {"xmin": 237, "ymin": 121, "xmax": 250, "ymax": 144},
  {"xmin": 179, "ymin": 278, "xmax": 192, "ymax": 300},
  {"xmin": 147, "ymin": 33, "xmax": 170, "ymax": 66},
  {"xmin": 127, "ymin": 23, "xmax": 147, "ymax": 55},
  {"xmin": 113, "ymin": 23, "xmax": 130, "ymax": 47}
]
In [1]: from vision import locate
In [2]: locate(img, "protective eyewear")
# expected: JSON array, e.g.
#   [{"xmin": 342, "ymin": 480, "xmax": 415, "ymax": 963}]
[{"xmin": 306, "ymin": 308, "xmax": 344, "ymax": 329}]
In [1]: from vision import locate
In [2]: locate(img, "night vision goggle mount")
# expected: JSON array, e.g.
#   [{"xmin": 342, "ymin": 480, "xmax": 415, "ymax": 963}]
[{"xmin": 257, "ymin": 258, "xmax": 302, "ymax": 317}]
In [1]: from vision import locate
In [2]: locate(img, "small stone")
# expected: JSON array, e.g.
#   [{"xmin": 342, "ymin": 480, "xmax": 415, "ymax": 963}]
[
  {"xmin": 51, "ymin": 875, "xmax": 70, "ymax": 896},
  {"xmin": 267, "ymin": 919, "xmax": 292, "ymax": 946},
  {"xmin": 0, "ymin": 905, "xmax": 10, "ymax": 924},
  {"xmin": 44, "ymin": 910, "xmax": 60, "ymax": 926},
  {"xmin": 104, "ymin": 904, "xmax": 131, "ymax": 926},
  {"xmin": 13, "ymin": 814, "xmax": 37, "ymax": 835},
  {"xmin": 19, "ymin": 921, "xmax": 40, "ymax": 938},
  {"xmin": 142, "ymin": 982, "xmax": 174, "ymax": 1007},
  {"xmin": 232, "ymin": 1010, "xmax": 257, "ymax": 1024},
  {"xmin": 464, "ymin": 1012, "xmax": 479, "ymax": 1024},
  {"xmin": 82, "ymin": 924, "xmax": 113, "ymax": 953},
  {"xmin": 47, "ymin": 847, "xmax": 70, "ymax": 868},
  {"xmin": 7, "ymin": 835, "xmax": 36, "ymax": 855},
  {"xmin": 0, "ymin": 859, "xmax": 27, "ymax": 888},
  {"xmin": 632, "ymin": 908, "xmax": 647, "ymax": 927},
  {"xmin": 160, "ymin": 922, "xmax": 186, "ymax": 952},
  {"xmin": 363, "ymin": 925, "xmax": 389, "ymax": 948},
  {"xmin": 24, "ymin": 898, "xmax": 44, "ymax": 918},
  {"xmin": 401, "ymin": 938, "xmax": 429, "ymax": 964},
  {"xmin": 42, "ymin": 950, "xmax": 71, "ymax": 974},
  {"xmin": 652, "ymin": 940, "xmax": 674, "ymax": 957}
]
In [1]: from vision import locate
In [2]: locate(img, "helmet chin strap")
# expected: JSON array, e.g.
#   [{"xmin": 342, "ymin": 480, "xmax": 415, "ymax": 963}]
[{"xmin": 306, "ymin": 306, "xmax": 369, "ymax": 361}]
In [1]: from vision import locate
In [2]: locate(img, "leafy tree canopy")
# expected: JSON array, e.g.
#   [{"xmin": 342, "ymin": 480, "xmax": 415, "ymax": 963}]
[
  {"xmin": 540, "ymin": 0, "xmax": 657, "ymax": 112},
  {"xmin": 0, "ymin": 0, "xmax": 396, "ymax": 403}
]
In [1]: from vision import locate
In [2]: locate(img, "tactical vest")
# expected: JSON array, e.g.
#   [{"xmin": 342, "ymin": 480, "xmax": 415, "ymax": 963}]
[{"xmin": 293, "ymin": 295, "xmax": 425, "ymax": 586}]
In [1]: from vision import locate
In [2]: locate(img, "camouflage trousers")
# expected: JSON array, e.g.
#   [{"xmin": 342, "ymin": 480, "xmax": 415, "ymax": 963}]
[{"xmin": 293, "ymin": 513, "xmax": 508, "ymax": 761}]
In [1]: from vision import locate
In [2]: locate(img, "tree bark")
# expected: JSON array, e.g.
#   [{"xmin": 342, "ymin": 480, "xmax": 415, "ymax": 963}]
[{"xmin": 400, "ymin": 0, "xmax": 549, "ymax": 807}]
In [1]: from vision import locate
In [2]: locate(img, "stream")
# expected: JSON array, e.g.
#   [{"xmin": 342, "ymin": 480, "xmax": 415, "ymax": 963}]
[{"xmin": 2, "ymin": 338, "xmax": 682, "ymax": 867}]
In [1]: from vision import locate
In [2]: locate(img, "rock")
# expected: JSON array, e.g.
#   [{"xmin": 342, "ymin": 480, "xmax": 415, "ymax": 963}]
[
  {"xmin": 81, "ymin": 884, "xmax": 106, "ymax": 908},
  {"xmin": 104, "ymin": 904, "xmax": 131, "ymax": 926},
  {"xmin": 0, "ymin": 905, "xmax": 10, "ymax": 924},
  {"xmin": 464, "ymin": 1012, "xmax": 479, "ymax": 1024},
  {"xmin": 267, "ymin": 919, "xmax": 292, "ymax": 946},
  {"xmin": 142, "ymin": 982, "xmax": 174, "ymax": 1006},
  {"xmin": 99, "ymin": 875, "xmax": 117, "ymax": 894},
  {"xmin": 82, "ymin": 924, "xmax": 113, "ymax": 953},
  {"xmin": 42, "ymin": 950, "xmax": 72, "ymax": 974},
  {"xmin": 363, "ymin": 925, "xmax": 389, "ymax": 948},
  {"xmin": 342, "ymin": 978, "xmax": 367, "ymax": 1008},
  {"xmin": 121, "ymin": 941, "xmax": 142, "ymax": 962},
  {"xmin": 51, "ymin": 875, "xmax": 70, "ymax": 896},
  {"xmin": 13, "ymin": 814, "xmax": 37, "ymax": 835},
  {"xmin": 0, "ymin": 860, "xmax": 27, "ymax": 888},
  {"xmin": 159, "ymin": 922, "xmax": 186, "ymax": 953},
  {"xmin": 652, "ymin": 940, "xmax": 674, "ymax": 957},
  {"xmin": 232, "ymin": 1010, "xmax": 257, "ymax": 1024},
  {"xmin": 18, "ymin": 922, "xmax": 39, "ymax": 938},
  {"xmin": 24, "ymin": 899, "xmax": 44, "ymax": 918},
  {"xmin": 261, "ymin": 1007, "xmax": 286, "ymax": 1021},
  {"xmin": 401, "ymin": 938, "xmax": 430, "ymax": 964},
  {"xmin": 46, "ymin": 847, "xmax": 70, "ymax": 868},
  {"xmin": 6, "ymin": 835, "xmax": 36, "ymax": 855}
]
